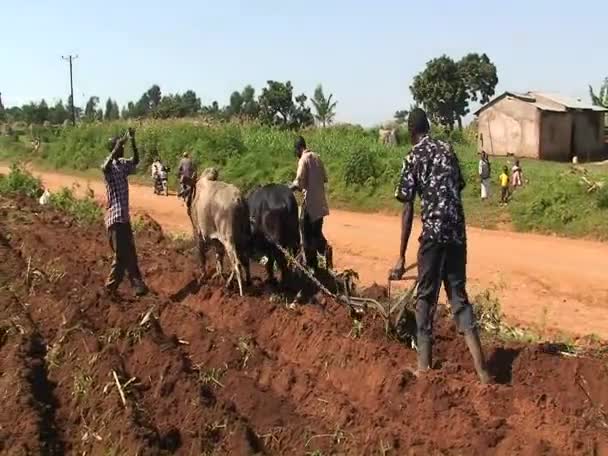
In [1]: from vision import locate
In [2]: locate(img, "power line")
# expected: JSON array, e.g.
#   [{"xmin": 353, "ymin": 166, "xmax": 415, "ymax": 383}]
[{"xmin": 61, "ymin": 55, "xmax": 78, "ymax": 126}]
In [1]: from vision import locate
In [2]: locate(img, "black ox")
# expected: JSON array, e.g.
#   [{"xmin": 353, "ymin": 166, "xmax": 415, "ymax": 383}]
[{"xmin": 247, "ymin": 184, "xmax": 301, "ymax": 285}]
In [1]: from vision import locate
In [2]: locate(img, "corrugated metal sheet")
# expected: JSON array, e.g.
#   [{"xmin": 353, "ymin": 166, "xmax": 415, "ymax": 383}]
[
  {"xmin": 528, "ymin": 92, "xmax": 608, "ymax": 112},
  {"xmin": 475, "ymin": 91, "xmax": 608, "ymax": 115}
]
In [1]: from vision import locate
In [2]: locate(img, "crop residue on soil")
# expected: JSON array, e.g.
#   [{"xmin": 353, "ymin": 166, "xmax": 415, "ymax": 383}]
[{"xmin": 1, "ymin": 195, "xmax": 607, "ymax": 455}]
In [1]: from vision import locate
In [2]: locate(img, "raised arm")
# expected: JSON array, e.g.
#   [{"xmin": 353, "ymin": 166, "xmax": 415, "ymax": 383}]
[
  {"xmin": 128, "ymin": 128, "xmax": 139, "ymax": 166},
  {"xmin": 102, "ymin": 134, "xmax": 128, "ymax": 173}
]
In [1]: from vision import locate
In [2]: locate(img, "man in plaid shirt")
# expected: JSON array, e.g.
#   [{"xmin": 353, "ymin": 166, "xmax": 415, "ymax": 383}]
[{"xmin": 102, "ymin": 128, "xmax": 148, "ymax": 296}]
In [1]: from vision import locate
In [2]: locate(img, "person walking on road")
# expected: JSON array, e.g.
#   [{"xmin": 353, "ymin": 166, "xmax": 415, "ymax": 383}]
[
  {"xmin": 479, "ymin": 151, "xmax": 491, "ymax": 200},
  {"xmin": 177, "ymin": 152, "xmax": 195, "ymax": 199},
  {"xmin": 290, "ymin": 136, "xmax": 333, "ymax": 270},
  {"xmin": 389, "ymin": 108, "xmax": 491, "ymax": 384},
  {"xmin": 102, "ymin": 128, "xmax": 148, "ymax": 297}
]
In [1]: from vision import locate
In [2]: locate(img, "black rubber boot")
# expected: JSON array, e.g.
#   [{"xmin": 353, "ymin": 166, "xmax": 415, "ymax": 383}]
[
  {"xmin": 133, "ymin": 280, "xmax": 149, "ymax": 297},
  {"xmin": 464, "ymin": 330, "xmax": 492, "ymax": 384},
  {"xmin": 416, "ymin": 337, "xmax": 432, "ymax": 375}
]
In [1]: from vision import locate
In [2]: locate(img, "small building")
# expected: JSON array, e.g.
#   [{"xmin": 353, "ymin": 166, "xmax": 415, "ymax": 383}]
[{"xmin": 475, "ymin": 91, "xmax": 607, "ymax": 161}]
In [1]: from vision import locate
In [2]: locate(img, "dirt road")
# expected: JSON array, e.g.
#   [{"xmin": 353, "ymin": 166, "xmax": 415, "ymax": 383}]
[{"xmin": 5, "ymin": 165, "xmax": 608, "ymax": 338}]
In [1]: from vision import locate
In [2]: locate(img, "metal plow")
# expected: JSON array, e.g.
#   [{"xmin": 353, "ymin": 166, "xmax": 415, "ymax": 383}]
[{"xmin": 271, "ymin": 239, "xmax": 418, "ymax": 339}]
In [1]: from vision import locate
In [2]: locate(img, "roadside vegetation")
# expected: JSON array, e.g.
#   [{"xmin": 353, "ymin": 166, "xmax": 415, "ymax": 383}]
[{"xmin": 2, "ymin": 120, "xmax": 608, "ymax": 239}]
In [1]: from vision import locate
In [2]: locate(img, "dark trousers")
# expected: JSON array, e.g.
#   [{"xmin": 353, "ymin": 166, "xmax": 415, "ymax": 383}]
[
  {"xmin": 301, "ymin": 212, "xmax": 327, "ymax": 269},
  {"xmin": 415, "ymin": 239, "xmax": 476, "ymax": 344},
  {"xmin": 501, "ymin": 187, "xmax": 509, "ymax": 203},
  {"xmin": 106, "ymin": 223, "xmax": 143, "ymax": 290}
]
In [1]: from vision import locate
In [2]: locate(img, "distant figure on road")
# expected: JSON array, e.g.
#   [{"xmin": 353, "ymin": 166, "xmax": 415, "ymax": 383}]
[
  {"xmin": 178, "ymin": 152, "xmax": 195, "ymax": 199},
  {"xmin": 101, "ymin": 128, "xmax": 148, "ymax": 297},
  {"xmin": 479, "ymin": 151, "xmax": 491, "ymax": 200},
  {"xmin": 511, "ymin": 159, "xmax": 523, "ymax": 188},
  {"xmin": 499, "ymin": 166, "xmax": 510, "ymax": 204},
  {"xmin": 289, "ymin": 136, "xmax": 333, "ymax": 270},
  {"xmin": 389, "ymin": 108, "xmax": 491, "ymax": 384}
]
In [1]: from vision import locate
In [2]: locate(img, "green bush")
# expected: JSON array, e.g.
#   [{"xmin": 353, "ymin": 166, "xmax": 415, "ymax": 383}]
[
  {"xmin": 596, "ymin": 185, "xmax": 608, "ymax": 209},
  {"xmin": 49, "ymin": 187, "xmax": 103, "ymax": 224},
  {"xmin": 343, "ymin": 147, "xmax": 384, "ymax": 187},
  {"xmin": 0, "ymin": 165, "xmax": 42, "ymax": 198}
]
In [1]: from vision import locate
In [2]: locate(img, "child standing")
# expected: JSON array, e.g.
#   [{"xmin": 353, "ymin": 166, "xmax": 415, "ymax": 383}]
[
  {"xmin": 511, "ymin": 159, "xmax": 523, "ymax": 188},
  {"xmin": 499, "ymin": 166, "xmax": 510, "ymax": 204}
]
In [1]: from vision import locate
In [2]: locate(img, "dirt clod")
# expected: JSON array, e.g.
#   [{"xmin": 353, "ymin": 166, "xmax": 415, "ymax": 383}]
[{"xmin": 1, "ymin": 195, "xmax": 607, "ymax": 455}]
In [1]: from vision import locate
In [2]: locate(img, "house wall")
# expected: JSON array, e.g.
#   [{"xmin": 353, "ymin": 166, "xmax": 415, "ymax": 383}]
[
  {"xmin": 539, "ymin": 112, "xmax": 572, "ymax": 161},
  {"xmin": 572, "ymin": 111, "xmax": 604, "ymax": 160},
  {"xmin": 477, "ymin": 97, "xmax": 539, "ymax": 158}
]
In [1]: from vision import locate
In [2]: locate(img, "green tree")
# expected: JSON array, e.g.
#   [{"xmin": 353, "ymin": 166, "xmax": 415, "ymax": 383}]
[
  {"xmin": 84, "ymin": 96, "xmax": 100, "ymax": 121},
  {"xmin": 112, "ymin": 100, "xmax": 120, "ymax": 119},
  {"xmin": 410, "ymin": 53, "xmax": 498, "ymax": 129},
  {"xmin": 291, "ymin": 93, "xmax": 314, "ymax": 129},
  {"xmin": 394, "ymin": 110, "xmax": 408, "ymax": 124},
  {"xmin": 589, "ymin": 78, "xmax": 608, "ymax": 108},
  {"xmin": 241, "ymin": 85, "xmax": 259, "ymax": 118},
  {"xmin": 228, "ymin": 91, "xmax": 243, "ymax": 116},
  {"xmin": 147, "ymin": 84, "xmax": 162, "ymax": 110},
  {"xmin": 411, "ymin": 56, "xmax": 467, "ymax": 130},
  {"xmin": 259, "ymin": 80, "xmax": 295, "ymax": 127},
  {"xmin": 311, "ymin": 85, "xmax": 337, "ymax": 127},
  {"xmin": 48, "ymin": 100, "xmax": 69, "ymax": 125},
  {"xmin": 104, "ymin": 98, "xmax": 119, "ymax": 121},
  {"xmin": 258, "ymin": 80, "xmax": 313, "ymax": 129},
  {"xmin": 181, "ymin": 90, "xmax": 201, "ymax": 116}
]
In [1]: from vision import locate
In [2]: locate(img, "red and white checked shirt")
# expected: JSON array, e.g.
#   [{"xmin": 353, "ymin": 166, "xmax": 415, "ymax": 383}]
[{"xmin": 103, "ymin": 157, "xmax": 136, "ymax": 228}]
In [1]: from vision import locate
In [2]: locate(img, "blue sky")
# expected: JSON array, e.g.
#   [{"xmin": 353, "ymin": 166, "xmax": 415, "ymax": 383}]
[{"xmin": 2, "ymin": 0, "xmax": 606, "ymax": 125}]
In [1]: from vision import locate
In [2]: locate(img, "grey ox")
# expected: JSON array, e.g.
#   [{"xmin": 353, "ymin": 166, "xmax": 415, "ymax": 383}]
[{"xmin": 189, "ymin": 168, "xmax": 251, "ymax": 296}]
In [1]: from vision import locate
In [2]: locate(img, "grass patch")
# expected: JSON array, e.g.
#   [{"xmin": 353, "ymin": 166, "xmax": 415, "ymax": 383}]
[
  {"xmin": 49, "ymin": 187, "xmax": 103, "ymax": 224},
  {"xmin": 0, "ymin": 164, "xmax": 42, "ymax": 198}
]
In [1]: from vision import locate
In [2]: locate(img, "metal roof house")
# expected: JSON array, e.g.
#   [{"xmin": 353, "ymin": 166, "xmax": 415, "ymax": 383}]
[{"xmin": 474, "ymin": 91, "xmax": 607, "ymax": 161}]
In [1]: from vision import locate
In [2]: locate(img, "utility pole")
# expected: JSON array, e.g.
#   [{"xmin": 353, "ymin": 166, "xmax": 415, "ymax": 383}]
[{"xmin": 62, "ymin": 55, "xmax": 78, "ymax": 125}]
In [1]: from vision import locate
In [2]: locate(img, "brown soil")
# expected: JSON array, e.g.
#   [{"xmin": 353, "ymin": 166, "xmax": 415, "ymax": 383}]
[
  {"xmin": 3, "ymin": 165, "xmax": 608, "ymax": 339},
  {"xmin": 1, "ymin": 196, "xmax": 608, "ymax": 455}
]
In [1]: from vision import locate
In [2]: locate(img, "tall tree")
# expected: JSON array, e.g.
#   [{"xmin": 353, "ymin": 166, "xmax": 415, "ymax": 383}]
[
  {"xmin": 259, "ymin": 80, "xmax": 295, "ymax": 127},
  {"xmin": 394, "ymin": 110, "xmax": 409, "ymax": 124},
  {"xmin": 147, "ymin": 85, "xmax": 162, "ymax": 110},
  {"xmin": 111, "ymin": 100, "xmax": 120, "ymax": 119},
  {"xmin": 228, "ymin": 91, "xmax": 243, "ymax": 116},
  {"xmin": 84, "ymin": 96, "xmax": 100, "ymax": 121},
  {"xmin": 589, "ymin": 78, "xmax": 608, "ymax": 108},
  {"xmin": 104, "ymin": 98, "xmax": 113, "ymax": 121},
  {"xmin": 104, "ymin": 98, "xmax": 120, "ymax": 120},
  {"xmin": 311, "ymin": 85, "xmax": 337, "ymax": 127},
  {"xmin": 292, "ymin": 94, "xmax": 314, "ymax": 129},
  {"xmin": 181, "ymin": 90, "xmax": 201, "ymax": 116},
  {"xmin": 410, "ymin": 53, "xmax": 498, "ymax": 129},
  {"xmin": 411, "ymin": 56, "xmax": 467, "ymax": 130},
  {"xmin": 48, "ymin": 100, "xmax": 69, "ymax": 125},
  {"xmin": 258, "ymin": 80, "xmax": 312, "ymax": 129},
  {"xmin": 241, "ymin": 85, "xmax": 259, "ymax": 118}
]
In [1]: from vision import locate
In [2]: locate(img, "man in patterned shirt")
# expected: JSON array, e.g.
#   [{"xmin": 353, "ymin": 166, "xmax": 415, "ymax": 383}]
[
  {"xmin": 102, "ymin": 128, "xmax": 148, "ymax": 297},
  {"xmin": 389, "ymin": 109, "xmax": 490, "ymax": 384}
]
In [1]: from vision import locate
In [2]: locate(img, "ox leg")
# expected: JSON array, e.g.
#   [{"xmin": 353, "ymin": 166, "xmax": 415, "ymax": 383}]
[
  {"xmin": 196, "ymin": 235, "xmax": 207, "ymax": 282},
  {"xmin": 225, "ymin": 246, "xmax": 244, "ymax": 297},
  {"xmin": 211, "ymin": 241, "xmax": 225, "ymax": 279},
  {"xmin": 265, "ymin": 255, "xmax": 277, "ymax": 284}
]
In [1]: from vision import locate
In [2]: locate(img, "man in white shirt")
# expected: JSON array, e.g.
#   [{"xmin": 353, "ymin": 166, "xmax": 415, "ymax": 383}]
[{"xmin": 290, "ymin": 136, "xmax": 332, "ymax": 270}]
